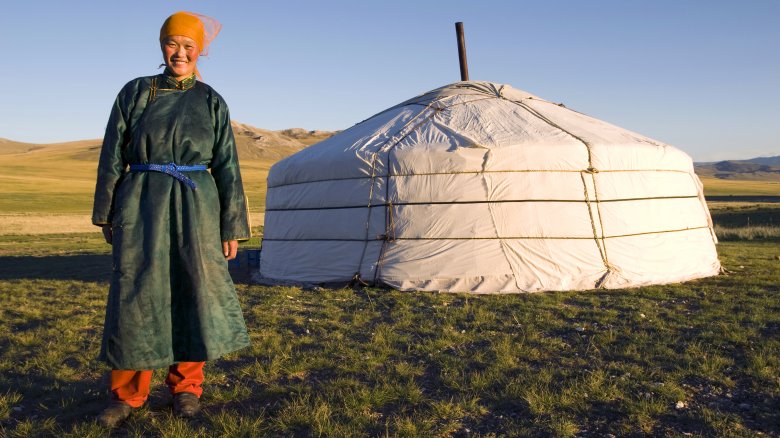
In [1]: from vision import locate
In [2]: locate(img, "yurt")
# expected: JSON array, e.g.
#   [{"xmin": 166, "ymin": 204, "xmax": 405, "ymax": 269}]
[{"xmin": 256, "ymin": 81, "xmax": 720, "ymax": 293}]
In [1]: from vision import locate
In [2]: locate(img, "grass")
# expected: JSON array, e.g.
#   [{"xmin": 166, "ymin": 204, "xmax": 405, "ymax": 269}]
[
  {"xmin": 709, "ymin": 203, "xmax": 780, "ymax": 241},
  {"xmin": 0, "ymin": 212, "xmax": 778, "ymax": 436},
  {"xmin": 0, "ymin": 142, "xmax": 100, "ymax": 214},
  {"xmin": 0, "ymin": 143, "xmax": 272, "ymax": 215},
  {"xmin": 714, "ymin": 225, "xmax": 780, "ymax": 241},
  {"xmin": 699, "ymin": 177, "xmax": 780, "ymax": 197}
]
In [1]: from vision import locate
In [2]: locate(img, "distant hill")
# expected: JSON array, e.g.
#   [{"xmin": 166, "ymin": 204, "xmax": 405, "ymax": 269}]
[
  {"xmin": 694, "ymin": 156, "xmax": 780, "ymax": 182},
  {"xmin": 0, "ymin": 122, "xmax": 337, "ymax": 215},
  {"xmin": 230, "ymin": 122, "xmax": 335, "ymax": 161},
  {"xmin": 0, "ymin": 138, "xmax": 102, "ymax": 156},
  {"xmin": 745, "ymin": 156, "xmax": 780, "ymax": 166},
  {"xmin": 0, "ymin": 138, "xmax": 43, "ymax": 154},
  {"xmin": 0, "ymin": 122, "xmax": 337, "ymax": 163}
]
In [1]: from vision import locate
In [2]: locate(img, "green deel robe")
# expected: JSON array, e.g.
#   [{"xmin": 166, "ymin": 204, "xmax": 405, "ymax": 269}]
[{"xmin": 92, "ymin": 73, "xmax": 251, "ymax": 370}]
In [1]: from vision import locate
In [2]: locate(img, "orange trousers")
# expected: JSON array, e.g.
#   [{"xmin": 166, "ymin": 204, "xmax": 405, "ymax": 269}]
[{"xmin": 111, "ymin": 362, "xmax": 204, "ymax": 408}]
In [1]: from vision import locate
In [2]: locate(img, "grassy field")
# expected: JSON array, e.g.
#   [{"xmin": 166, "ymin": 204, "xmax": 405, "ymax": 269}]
[
  {"xmin": 698, "ymin": 177, "xmax": 780, "ymax": 197},
  {"xmin": 0, "ymin": 151, "xmax": 272, "ymax": 215},
  {"xmin": 0, "ymin": 125, "xmax": 334, "ymax": 216},
  {"xmin": 0, "ymin": 208, "xmax": 779, "ymax": 437},
  {"xmin": 0, "ymin": 140, "xmax": 100, "ymax": 214},
  {"xmin": 709, "ymin": 203, "xmax": 780, "ymax": 241}
]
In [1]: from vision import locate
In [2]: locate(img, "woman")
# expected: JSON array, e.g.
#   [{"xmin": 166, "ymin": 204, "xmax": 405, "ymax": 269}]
[{"xmin": 91, "ymin": 11, "xmax": 250, "ymax": 427}]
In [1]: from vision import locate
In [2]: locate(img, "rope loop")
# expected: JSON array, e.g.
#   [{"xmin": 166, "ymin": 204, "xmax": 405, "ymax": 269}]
[{"xmin": 386, "ymin": 201, "xmax": 396, "ymax": 242}]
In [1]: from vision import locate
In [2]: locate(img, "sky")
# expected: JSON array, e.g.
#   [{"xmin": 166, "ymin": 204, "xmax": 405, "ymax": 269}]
[{"xmin": 0, "ymin": 0, "xmax": 777, "ymax": 161}]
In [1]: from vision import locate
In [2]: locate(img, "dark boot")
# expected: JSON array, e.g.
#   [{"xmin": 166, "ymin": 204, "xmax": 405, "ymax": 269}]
[
  {"xmin": 97, "ymin": 400, "xmax": 134, "ymax": 428},
  {"xmin": 173, "ymin": 392, "xmax": 200, "ymax": 417}
]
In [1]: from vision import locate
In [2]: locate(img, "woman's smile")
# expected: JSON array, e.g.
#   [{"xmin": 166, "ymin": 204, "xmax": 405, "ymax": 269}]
[{"xmin": 161, "ymin": 35, "xmax": 199, "ymax": 80}]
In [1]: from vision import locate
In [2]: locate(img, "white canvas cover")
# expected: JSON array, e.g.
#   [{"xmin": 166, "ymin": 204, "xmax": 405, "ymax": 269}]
[{"xmin": 256, "ymin": 82, "xmax": 720, "ymax": 293}]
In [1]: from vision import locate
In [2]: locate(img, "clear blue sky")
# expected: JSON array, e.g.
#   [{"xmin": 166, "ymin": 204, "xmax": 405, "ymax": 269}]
[{"xmin": 0, "ymin": 0, "xmax": 777, "ymax": 161}]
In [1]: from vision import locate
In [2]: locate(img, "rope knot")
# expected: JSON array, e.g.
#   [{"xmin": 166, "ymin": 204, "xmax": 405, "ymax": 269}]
[{"xmin": 348, "ymin": 272, "xmax": 369, "ymax": 288}]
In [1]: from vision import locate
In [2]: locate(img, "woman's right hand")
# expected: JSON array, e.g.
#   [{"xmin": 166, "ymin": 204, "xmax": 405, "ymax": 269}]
[{"xmin": 102, "ymin": 225, "xmax": 113, "ymax": 245}]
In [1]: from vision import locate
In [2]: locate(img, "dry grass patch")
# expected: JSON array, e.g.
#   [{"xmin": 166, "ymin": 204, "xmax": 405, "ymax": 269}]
[
  {"xmin": 0, "ymin": 214, "xmax": 95, "ymax": 235},
  {"xmin": 0, "ymin": 213, "xmax": 265, "ymax": 236},
  {"xmin": 699, "ymin": 176, "xmax": 780, "ymax": 196}
]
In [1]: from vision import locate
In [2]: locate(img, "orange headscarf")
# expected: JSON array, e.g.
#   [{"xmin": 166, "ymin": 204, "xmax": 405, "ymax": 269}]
[
  {"xmin": 160, "ymin": 12, "xmax": 205, "ymax": 52},
  {"xmin": 159, "ymin": 11, "xmax": 221, "ymax": 78}
]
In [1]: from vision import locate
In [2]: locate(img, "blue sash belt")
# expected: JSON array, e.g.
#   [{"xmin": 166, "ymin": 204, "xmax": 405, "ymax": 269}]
[{"xmin": 129, "ymin": 163, "xmax": 208, "ymax": 189}]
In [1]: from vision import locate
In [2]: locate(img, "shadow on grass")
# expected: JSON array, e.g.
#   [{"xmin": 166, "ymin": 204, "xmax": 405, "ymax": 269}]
[
  {"xmin": 0, "ymin": 369, "xmax": 107, "ymax": 425},
  {"xmin": 710, "ymin": 204, "xmax": 779, "ymax": 227},
  {"xmin": 0, "ymin": 250, "xmax": 259, "ymax": 284},
  {"xmin": 0, "ymin": 254, "xmax": 111, "ymax": 282},
  {"xmin": 0, "ymin": 370, "xmax": 212, "ymax": 428}
]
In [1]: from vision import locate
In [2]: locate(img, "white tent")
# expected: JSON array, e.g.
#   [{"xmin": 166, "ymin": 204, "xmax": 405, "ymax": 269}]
[{"xmin": 256, "ymin": 82, "xmax": 720, "ymax": 293}]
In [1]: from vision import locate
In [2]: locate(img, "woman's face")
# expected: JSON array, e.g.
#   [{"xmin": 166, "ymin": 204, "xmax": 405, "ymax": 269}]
[{"xmin": 161, "ymin": 35, "xmax": 199, "ymax": 80}]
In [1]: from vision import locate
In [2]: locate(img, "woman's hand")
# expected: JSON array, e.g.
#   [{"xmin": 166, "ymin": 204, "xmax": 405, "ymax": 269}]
[
  {"xmin": 102, "ymin": 225, "xmax": 113, "ymax": 245},
  {"xmin": 222, "ymin": 240, "xmax": 238, "ymax": 260}
]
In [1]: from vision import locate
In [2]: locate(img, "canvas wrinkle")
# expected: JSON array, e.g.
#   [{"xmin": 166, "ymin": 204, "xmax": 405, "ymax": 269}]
[
  {"xmin": 267, "ymin": 106, "xmax": 420, "ymax": 187},
  {"xmin": 479, "ymin": 149, "xmax": 523, "ymax": 289},
  {"xmin": 501, "ymin": 104, "xmax": 579, "ymax": 148},
  {"xmin": 513, "ymin": 100, "xmax": 595, "ymax": 169},
  {"xmin": 535, "ymin": 206, "xmax": 566, "ymax": 285},
  {"xmin": 431, "ymin": 113, "xmax": 487, "ymax": 150},
  {"xmin": 446, "ymin": 98, "xmax": 542, "ymax": 149},
  {"xmin": 503, "ymin": 242, "xmax": 555, "ymax": 291},
  {"xmin": 599, "ymin": 198, "xmax": 711, "ymax": 237},
  {"xmin": 357, "ymin": 106, "xmax": 439, "ymax": 282},
  {"xmin": 604, "ymin": 229, "xmax": 719, "ymax": 286}
]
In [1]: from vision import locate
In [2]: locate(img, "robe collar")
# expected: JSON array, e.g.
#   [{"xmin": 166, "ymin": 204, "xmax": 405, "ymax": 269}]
[{"xmin": 161, "ymin": 70, "xmax": 197, "ymax": 91}]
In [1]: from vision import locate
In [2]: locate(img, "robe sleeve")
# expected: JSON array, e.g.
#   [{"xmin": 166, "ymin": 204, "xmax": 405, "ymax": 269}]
[
  {"xmin": 92, "ymin": 83, "xmax": 133, "ymax": 226},
  {"xmin": 210, "ymin": 95, "xmax": 251, "ymax": 241}
]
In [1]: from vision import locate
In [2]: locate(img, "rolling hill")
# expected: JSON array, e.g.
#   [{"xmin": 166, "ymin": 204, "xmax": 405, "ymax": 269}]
[
  {"xmin": 693, "ymin": 157, "xmax": 780, "ymax": 196},
  {"xmin": 230, "ymin": 123, "xmax": 335, "ymax": 161},
  {"xmin": 0, "ymin": 122, "xmax": 335, "ymax": 163},
  {"xmin": 694, "ymin": 156, "xmax": 780, "ymax": 181},
  {"xmin": 0, "ymin": 122, "xmax": 336, "ymax": 217},
  {"xmin": 746, "ymin": 156, "xmax": 780, "ymax": 166}
]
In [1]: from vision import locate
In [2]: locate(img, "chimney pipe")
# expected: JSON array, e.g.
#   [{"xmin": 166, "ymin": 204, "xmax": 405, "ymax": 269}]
[{"xmin": 455, "ymin": 22, "xmax": 469, "ymax": 81}]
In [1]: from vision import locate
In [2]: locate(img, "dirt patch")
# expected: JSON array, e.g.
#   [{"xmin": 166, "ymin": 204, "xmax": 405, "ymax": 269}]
[{"xmin": 0, "ymin": 214, "xmax": 96, "ymax": 235}]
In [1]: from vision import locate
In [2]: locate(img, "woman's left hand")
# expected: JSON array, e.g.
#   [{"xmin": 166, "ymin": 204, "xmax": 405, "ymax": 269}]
[{"xmin": 222, "ymin": 240, "xmax": 238, "ymax": 260}]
